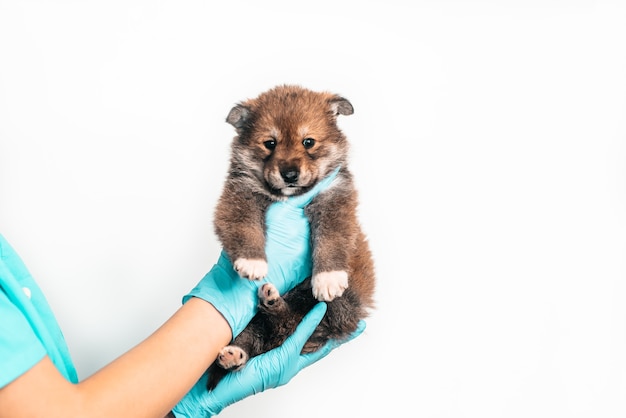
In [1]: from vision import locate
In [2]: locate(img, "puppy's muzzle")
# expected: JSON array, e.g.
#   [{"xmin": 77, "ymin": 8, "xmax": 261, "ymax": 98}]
[{"xmin": 280, "ymin": 167, "xmax": 299, "ymax": 185}]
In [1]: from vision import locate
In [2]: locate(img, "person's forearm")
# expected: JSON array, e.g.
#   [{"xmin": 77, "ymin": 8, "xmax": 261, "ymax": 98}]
[
  {"xmin": 79, "ymin": 297, "xmax": 231, "ymax": 417},
  {"xmin": 0, "ymin": 297, "xmax": 231, "ymax": 418}
]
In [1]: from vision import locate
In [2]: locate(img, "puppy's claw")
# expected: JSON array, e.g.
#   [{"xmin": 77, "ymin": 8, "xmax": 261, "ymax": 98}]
[{"xmin": 312, "ymin": 270, "xmax": 349, "ymax": 301}]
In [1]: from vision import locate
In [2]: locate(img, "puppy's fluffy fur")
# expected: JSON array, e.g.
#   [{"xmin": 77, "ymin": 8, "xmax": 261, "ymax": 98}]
[{"xmin": 206, "ymin": 85, "xmax": 376, "ymax": 390}]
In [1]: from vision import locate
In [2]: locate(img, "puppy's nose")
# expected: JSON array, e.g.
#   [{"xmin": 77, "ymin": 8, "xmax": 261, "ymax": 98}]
[{"xmin": 280, "ymin": 168, "xmax": 299, "ymax": 184}]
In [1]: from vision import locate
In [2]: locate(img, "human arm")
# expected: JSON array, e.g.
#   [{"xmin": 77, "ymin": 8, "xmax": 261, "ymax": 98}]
[
  {"xmin": 0, "ymin": 199, "xmax": 306, "ymax": 418},
  {"xmin": 0, "ymin": 296, "xmax": 230, "ymax": 418},
  {"xmin": 0, "ymin": 168, "xmax": 341, "ymax": 418}
]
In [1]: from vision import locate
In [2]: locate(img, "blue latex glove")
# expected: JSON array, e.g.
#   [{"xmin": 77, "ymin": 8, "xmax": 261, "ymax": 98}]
[
  {"xmin": 183, "ymin": 167, "xmax": 340, "ymax": 338},
  {"xmin": 171, "ymin": 302, "xmax": 366, "ymax": 418}
]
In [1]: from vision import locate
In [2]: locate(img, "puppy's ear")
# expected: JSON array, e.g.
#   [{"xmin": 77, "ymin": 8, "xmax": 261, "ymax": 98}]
[
  {"xmin": 329, "ymin": 97, "xmax": 354, "ymax": 116},
  {"xmin": 226, "ymin": 105, "xmax": 250, "ymax": 129}
]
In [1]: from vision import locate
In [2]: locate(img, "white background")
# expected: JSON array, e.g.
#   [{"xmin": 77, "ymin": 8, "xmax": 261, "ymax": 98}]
[{"xmin": 1, "ymin": 1, "xmax": 625, "ymax": 417}]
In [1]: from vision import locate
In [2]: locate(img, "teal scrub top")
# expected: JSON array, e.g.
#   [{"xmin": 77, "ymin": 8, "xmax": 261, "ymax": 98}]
[{"xmin": 0, "ymin": 234, "xmax": 78, "ymax": 388}]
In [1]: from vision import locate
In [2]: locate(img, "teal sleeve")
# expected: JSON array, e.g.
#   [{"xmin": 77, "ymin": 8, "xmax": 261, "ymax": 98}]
[
  {"xmin": 0, "ymin": 234, "xmax": 78, "ymax": 385},
  {"xmin": 0, "ymin": 289, "xmax": 47, "ymax": 388}
]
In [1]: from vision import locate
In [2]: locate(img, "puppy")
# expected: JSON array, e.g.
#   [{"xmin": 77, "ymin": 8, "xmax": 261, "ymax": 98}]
[{"xmin": 206, "ymin": 84, "xmax": 376, "ymax": 390}]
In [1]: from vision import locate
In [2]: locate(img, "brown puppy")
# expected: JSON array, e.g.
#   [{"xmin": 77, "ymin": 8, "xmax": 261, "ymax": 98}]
[{"xmin": 207, "ymin": 85, "xmax": 376, "ymax": 390}]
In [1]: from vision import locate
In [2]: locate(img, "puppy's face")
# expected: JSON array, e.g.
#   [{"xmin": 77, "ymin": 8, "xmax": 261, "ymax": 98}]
[{"xmin": 227, "ymin": 85, "xmax": 353, "ymax": 197}]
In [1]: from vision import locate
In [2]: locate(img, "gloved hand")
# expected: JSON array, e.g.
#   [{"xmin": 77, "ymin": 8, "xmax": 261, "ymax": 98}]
[
  {"xmin": 171, "ymin": 302, "xmax": 366, "ymax": 418},
  {"xmin": 183, "ymin": 167, "xmax": 340, "ymax": 338}
]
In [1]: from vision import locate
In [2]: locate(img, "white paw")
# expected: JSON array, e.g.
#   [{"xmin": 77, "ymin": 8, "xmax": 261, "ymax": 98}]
[
  {"xmin": 217, "ymin": 345, "xmax": 249, "ymax": 370},
  {"xmin": 312, "ymin": 270, "xmax": 349, "ymax": 301},
  {"xmin": 234, "ymin": 258, "xmax": 268, "ymax": 280}
]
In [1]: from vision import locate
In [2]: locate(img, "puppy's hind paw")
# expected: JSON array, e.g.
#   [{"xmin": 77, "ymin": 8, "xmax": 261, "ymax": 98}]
[
  {"xmin": 217, "ymin": 345, "xmax": 249, "ymax": 371},
  {"xmin": 258, "ymin": 282, "xmax": 282, "ymax": 308},
  {"xmin": 312, "ymin": 270, "xmax": 349, "ymax": 301},
  {"xmin": 234, "ymin": 258, "xmax": 268, "ymax": 280}
]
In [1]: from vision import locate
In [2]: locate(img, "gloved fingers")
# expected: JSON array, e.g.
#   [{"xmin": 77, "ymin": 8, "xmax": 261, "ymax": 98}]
[
  {"xmin": 297, "ymin": 319, "xmax": 366, "ymax": 370},
  {"xmin": 266, "ymin": 302, "xmax": 328, "ymax": 370},
  {"xmin": 205, "ymin": 303, "xmax": 329, "ymax": 401},
  {"xmin": 286, "ymin": 302, "xmax": 328, "ymax": 350},
  {"xmin": 286, "ymin": 188, "xmax": 319, "ymax": 208}
]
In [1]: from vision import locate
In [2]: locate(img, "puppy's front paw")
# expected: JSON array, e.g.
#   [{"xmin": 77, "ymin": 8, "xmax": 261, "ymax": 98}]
[
  {"xmin": 217, "ymin": 345, "xmax": 249, "ymax": 371},
  {"xmin": 234, "ymin": 258, "xmax": 268, "ymax": 280},
  {"xmin": 312, "ymin": 271, "xmax": 349, "ymax": 301}
]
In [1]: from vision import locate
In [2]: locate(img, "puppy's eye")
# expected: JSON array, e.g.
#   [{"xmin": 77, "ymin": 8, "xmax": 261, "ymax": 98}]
[
  {"xmin": 302, "ymin": 138, "xmax": 315, "ymax": 149},
  {"xmin": 263, "ymin": 139, "xmax": 276, "ymax": 150}
]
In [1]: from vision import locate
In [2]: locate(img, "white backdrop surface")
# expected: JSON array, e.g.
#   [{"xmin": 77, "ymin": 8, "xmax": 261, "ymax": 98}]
[{"xmin": 1, "ymin": 1, "xmax": 625, "ymax": 417}]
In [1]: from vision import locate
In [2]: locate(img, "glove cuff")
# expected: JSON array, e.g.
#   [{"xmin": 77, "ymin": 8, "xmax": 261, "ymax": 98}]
[{"xmin": 183, "ymin": 252, "xmax": 258, "ymax": 337}]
